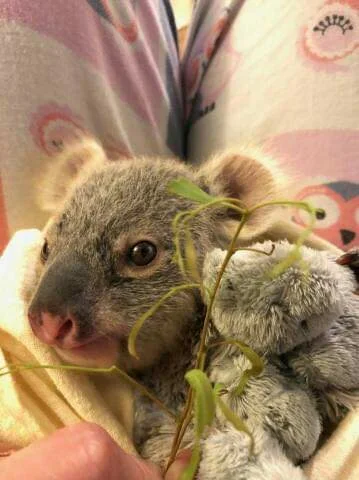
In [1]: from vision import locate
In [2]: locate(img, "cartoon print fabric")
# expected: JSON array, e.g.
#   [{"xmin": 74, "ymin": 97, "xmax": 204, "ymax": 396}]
[
  {"xmin": 0, "ymin": 0, "xmax": 181, "ymax": 243},
  {"xmin": 0, "ymin": 0, "xmax": 358, "ymax": 250},
  {"xmin": 184, "ymin": 0, "xmax": 359, "ymax": 250}
]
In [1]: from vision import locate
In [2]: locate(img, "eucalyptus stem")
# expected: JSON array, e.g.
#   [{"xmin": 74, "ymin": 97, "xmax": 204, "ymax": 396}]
[
  {"xmin": 172, "ymin": 198, "xmax": 246, "ymax": 277},
  {"xmin": 167, "ymin": 389, "xmax": 194, "ymax": 469},
  {"xmin": 195, "ymin": 212, "xmax": 249, "ymax": 366},
  {"xmin": 248, "ymin": 199, "xmax": 318, "ymax": 214},
  {"xmin": 128, "ymin": 283, "xmax": 200, "ymax": 358},
  {"xmin": 1, "ymin": 363, "xmax": 177, "ymax": 421},
  {"xmin": 234, "ymin": 244, "xmax": 275, "ymax": 256},
  {"xmin": 166, "ymin": 213, "xmax": 249, "ymax": 471}
]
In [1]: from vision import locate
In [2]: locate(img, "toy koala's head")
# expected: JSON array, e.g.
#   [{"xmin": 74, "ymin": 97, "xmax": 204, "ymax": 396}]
[
  {"xmin": 204, "ymin": 241, "xmax": 356, "ymax": 355},
  {"xmin": 25, "ymin": 139, "xmax": 282, "ymax": 371}
]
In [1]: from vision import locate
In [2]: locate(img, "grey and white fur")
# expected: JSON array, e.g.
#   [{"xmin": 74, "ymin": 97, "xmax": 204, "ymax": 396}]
[
  {"xmin": 136, "ymin": 241, "xmax": 359, "ymax": 479},
  {"xmin": 24, "ymin": 139, "xmax": 359, "ymax": 479}
]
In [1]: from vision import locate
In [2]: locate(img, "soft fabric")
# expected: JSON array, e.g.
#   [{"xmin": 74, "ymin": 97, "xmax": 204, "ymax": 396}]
[
  {"xmin": 0, "ymin": 0, "xmax": 358, "ymax": 251},
  {"xmin": 0, "ymin": 0, "xmax": 182, "ymax": 244},
  {"xmin": 1, "ymin": 226, "xmax": 357, "ymax": 479},
  {"xmin": 304, "ymin": 408, "xmax": 359, "ymax": 480},
  {"xmin": 184, "ymin": 0, "xmax": 359, "ymax": 251},
  {"xmin": 0, "ymin": 230, "xmax": 135, "ymax": 454}
]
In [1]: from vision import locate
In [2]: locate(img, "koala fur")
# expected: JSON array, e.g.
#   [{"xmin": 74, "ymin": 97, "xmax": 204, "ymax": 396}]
[
  {"xmin": 203, "ymin": 241, "xmax": 359, "ymax": 456},
  {"xmin": 26, "ymin": 141, "xmax": 282, "ymax": 372},
  {"xmin": 25, "ymin": 139, "xmax": 358, "ymax": 479}
]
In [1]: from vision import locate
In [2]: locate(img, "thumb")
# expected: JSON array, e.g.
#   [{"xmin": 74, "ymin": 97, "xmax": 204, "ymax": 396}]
[
  {"xmin": 0, "ymin": 423, "xmax": 162, "ymax": 480},
  {"xmin": 165, "ymin": 450, "xmax": 192, "ymax": 480},
  {"xmin": 112, "ymin": 450, "xmax": 163, "ymax": 480}
]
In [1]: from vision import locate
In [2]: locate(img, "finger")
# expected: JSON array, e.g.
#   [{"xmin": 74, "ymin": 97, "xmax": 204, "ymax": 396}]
[
  {"xmin": 165, "ymin": 450, "xmax": 192, "ymax": 480},
  {"xmin": 110, "ymin": 450, "xmax": 162, "ymax": 480},
  {"xmin": 0, "ymin": 422, "xmax": 160, "ymax": 480}
]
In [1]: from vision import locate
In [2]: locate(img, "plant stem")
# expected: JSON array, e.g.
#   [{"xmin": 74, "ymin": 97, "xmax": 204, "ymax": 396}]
[
  {"xmin": 167, "ymin": 389, "xmax": 194, "ymax": 468},
  {"xmin": 248, "ymin": 199, "xmax": 317, "ymax": 214},
  {"xmin": 166, "ymin": 213, "xmax": 249, "ymax": 471},
  {"xmin": 234, "ymin": 245, "xmax": 275, "ymax": 256},
  {"xmin": 1, "ymin": 363, "xmax": 177, "ymax": 420},
  {"xmin": 172, "ymin": 199, "xmax": 246, "ymax": 277},
  {"xmin": 195, "ymin": 213, "xmax": 248, "ymax": 367},
  {"xmin": 128, "ymin": 283, "xmax": 200, "ymax": 358}
]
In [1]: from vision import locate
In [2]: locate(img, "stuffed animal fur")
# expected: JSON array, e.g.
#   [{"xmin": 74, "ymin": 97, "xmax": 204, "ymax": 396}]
[{"xmin": 136, "ymin": 242, "xmax": 359, "ymax": 479}]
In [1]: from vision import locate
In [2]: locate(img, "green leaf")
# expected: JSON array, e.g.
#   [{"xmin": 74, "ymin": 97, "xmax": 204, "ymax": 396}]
[
  {"xmin": 168, "ymin": 179, "xmax": 215, "ymax": 204},
  {"xmin": 179, "ymin": 370, "xmax": 217, "ymax": 480},
  {"xmin": 184, "ymin": 228, "xmax": 201, "ymax": 282},
  {"xmin": 214, "ymin": 388, "xmax": 254, "ymax": 451},
  {"xmin": 185, "ymin": 369, "xmax": 216, "ymax": 437},
  {"xmin": 179, "ymin": 442, "xmax": 201, "ymax": 480},
  {"xmin": 208, "ymin": 339, "xmax": 264, "ymax": 396},
  {"xmin": 269, "ymin": 247, "xmax": 302, "ymax": 278},
  {"xmin": 229, "ymin": 341, "xmax": 264, "ymax": 396}
]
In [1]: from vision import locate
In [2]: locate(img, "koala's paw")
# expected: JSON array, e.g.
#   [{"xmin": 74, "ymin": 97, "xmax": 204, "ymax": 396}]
[
  {"xmin": 264, "ymin": 387, "xmax": 321, "ymax": 462},
  {"xmin": 198, "ymin": 426, "xmax": 307, "ymax": 480}
]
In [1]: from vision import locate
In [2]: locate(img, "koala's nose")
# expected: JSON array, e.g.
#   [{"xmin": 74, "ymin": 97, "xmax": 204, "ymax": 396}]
[{"xmin": 29, "ymin": 311, "xmax": 82, "ymax": 349}]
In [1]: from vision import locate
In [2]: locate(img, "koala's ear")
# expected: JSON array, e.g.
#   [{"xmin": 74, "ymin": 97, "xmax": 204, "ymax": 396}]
[
  {"xmin": 38, "ymin": 137, "xmax": 108, "ymax": 212},
  {"xmin": 196, "ymin": 147, "xmax": 287, "ymax": 241}
]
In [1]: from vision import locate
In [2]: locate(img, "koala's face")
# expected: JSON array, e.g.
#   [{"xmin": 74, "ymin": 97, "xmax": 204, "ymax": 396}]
[
  {"xmin": 26, "ymin": 142, "xmax": 281, "ymax": 370},
  {"xmin": 27, "ymin": 159, "xmax": 219, "ymax": 370},
  {"xmin": 204, "ymin": 241, "xmax": 354, "ymax": 355}
]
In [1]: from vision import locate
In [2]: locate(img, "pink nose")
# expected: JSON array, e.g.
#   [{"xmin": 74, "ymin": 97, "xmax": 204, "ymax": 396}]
[{"xmin": 29, "ymin": 311, "xmax": 82, "ymax": 349}]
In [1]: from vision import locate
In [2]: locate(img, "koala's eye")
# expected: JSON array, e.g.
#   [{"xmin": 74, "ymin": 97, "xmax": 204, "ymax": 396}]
[
  {"xmin": 41, "ymin": 239, "xmax": 50, "ymax": 262},
  {"xmin": 127, "ymin": 241, "xmax": 157, "ymax": 266}
]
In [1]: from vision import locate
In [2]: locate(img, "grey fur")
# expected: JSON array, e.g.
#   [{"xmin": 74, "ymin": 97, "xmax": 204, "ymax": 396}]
[
  {"xmin": 198, "ymin": 426, "xmax": 307, "ymax": 480},
  {"xmin": 207, "ymin": 354, "xmax": 321, "ymax": 463},
  {"xmin": 203, "ymin": 242, "xmax": 355, "ymax": 355},
  {"xmin": 26, "ymin": 143, "xmax": 359, "ymax": 479},
  {"xmin": 202, "ymin": 241, "xmax": 359, "ymax": 459}
]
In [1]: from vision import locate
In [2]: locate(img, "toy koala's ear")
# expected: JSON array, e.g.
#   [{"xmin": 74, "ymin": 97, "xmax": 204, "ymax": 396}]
[
  {"xmin": 197, "ymin": 148, "xmax": 287, "ymax": 241},
  {"xmin": 38, "ymin": 137, "xmax": 108, "ymax": 212}
]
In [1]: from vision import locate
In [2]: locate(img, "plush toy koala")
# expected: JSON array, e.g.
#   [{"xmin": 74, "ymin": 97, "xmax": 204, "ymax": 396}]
[
  {"xmin": 136, "ymin": 242, "xmax": 359, "ymax": 479},
  {"xmin": 202, "ymin": 240, "xmax": 359, "ymax": 466}
]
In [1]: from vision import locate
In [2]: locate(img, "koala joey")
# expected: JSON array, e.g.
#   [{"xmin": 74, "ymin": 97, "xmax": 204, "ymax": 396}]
[
  {"xmin": 25, "ymin": 139, "xmax": 282, "ymax": 372},
  {"xmin": 202, "ymin": 241, "xmax": 359, "ymax": 464},
  {"xmin": 24, "ymin": 139, "xmax": 352, "ymax": 479}
]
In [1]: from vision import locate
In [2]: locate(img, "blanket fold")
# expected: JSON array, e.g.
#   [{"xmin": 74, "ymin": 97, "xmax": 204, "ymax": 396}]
[
  {"xmin": 0, "ymin": 230, "xmax": 135, "ymax": 454},
  {"xmin": 0, "ymin": 228, "xmax": 358, "ymax": 480}
]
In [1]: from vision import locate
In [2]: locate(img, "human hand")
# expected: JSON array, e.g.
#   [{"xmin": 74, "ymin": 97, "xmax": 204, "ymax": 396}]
[{"xmin": 0, "ymin": 422, "xmax": 188, "ymax": 480}]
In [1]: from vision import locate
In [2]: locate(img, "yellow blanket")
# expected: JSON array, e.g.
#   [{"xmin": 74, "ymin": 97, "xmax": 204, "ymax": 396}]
[
  {"xmin": 0, "ymin": 230, "xmax": 135, "ymax": 454},
  {"xmin": 1, "ymin": 228, "xmax": 358, "ymax": 479}
]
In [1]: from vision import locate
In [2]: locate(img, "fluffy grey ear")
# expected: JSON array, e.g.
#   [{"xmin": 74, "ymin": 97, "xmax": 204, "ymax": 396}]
[
  {"xmin": 37, "ymin": 137, "xmax": 108, "ymax": 212},
  {"xmin": 196, "ymin": 147, "xmax": 287, "ymax": 241}
]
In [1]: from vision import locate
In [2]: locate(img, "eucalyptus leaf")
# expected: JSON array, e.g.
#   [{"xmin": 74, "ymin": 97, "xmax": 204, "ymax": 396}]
[
  {"xmin": 230, "ymin": 341, "xmax": 264, "ymax": 396},
  {"xmin": 185, "ymin": 369, "xmax": 216, "ymax": 437},
  {"xmin": 208, "ymin": 339, "xmax": 264, "ymax": 396},
  {"xmin": 179, "ymin": 442, "xmax": 201, "ymax": 480},
  {"xmin": 269, "ymin": 247, "xmax": 302, "ymax": 278},
  {"xmin": 184, "ymin": 228, "xmax": 201, "ymax": 282},
  {"xmin": 214, "ymin": 391, "xmax": 253, "ymax": 450},
  {"xmin": 168, "ymin": 178, "xmax": 215, "ymax": 204}
]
